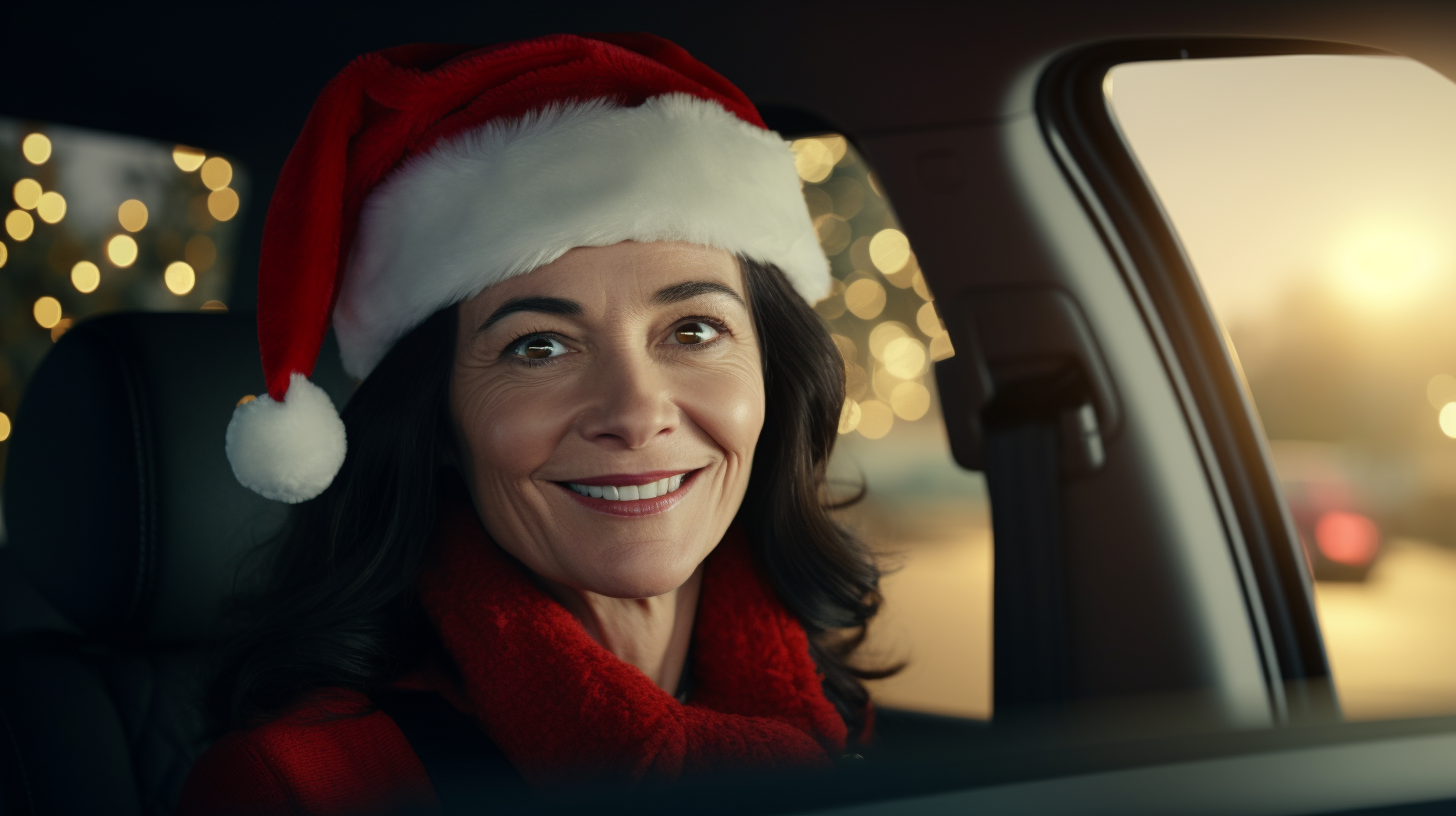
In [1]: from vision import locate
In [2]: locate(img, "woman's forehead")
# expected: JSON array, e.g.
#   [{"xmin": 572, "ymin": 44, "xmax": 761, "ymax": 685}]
[{"xmin": 463, "ymin": 242, "xmax": 745, "ymax": 316}]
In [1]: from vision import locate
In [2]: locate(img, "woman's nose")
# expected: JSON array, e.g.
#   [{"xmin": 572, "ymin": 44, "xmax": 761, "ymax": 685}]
[{"xmin": 576, "ymin": 352, "xmax": 677, "ymax": 449}]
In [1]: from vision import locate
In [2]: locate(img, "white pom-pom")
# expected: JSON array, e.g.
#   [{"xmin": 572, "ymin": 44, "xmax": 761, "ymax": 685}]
[{"xmin": 225, "ymin": 372, "xmax": 346, "ymax": 503}]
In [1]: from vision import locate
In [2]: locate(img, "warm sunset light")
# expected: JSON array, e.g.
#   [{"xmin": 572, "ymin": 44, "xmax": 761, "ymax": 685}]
[{"xmin": 1332, "ymin": 231, "xmax": 1441, "ymax": 311}]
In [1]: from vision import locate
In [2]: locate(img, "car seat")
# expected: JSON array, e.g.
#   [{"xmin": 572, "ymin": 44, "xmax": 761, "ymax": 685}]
[{"xmin": 0, "ymin": 312, "xmax": 351, "ymax": 816}]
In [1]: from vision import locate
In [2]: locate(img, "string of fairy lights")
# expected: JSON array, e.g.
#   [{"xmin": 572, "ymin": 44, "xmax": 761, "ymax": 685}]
[
  {"xmin": 790, "ymin": 135, "xmax": 954, "ymax": 441},
  {"xmin": 0, "ymin": 128, "xmax": 242, "ymax": 448}
]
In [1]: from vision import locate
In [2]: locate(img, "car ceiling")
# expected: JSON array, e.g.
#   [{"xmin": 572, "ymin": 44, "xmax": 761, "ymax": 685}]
[{"xmin": 4, "ymin": 0, "xmax": 1455, "ymax": 302}]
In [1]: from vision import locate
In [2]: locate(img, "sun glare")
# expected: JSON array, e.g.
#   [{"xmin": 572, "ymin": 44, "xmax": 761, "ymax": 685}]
[{"xmin": 1332, "ymin": 231, "xmax": 1441, "ymax": 311}]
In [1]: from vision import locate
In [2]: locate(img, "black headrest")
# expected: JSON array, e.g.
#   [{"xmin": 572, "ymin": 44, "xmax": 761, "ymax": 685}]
[{"xmin": 2, "ymin": 312, "xmax": 353, "ymax": 645}]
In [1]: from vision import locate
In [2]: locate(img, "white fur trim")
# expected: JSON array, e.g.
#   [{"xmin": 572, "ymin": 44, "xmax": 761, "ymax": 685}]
[
  {"xmin": 225, "ymin": 373, "xmax": 346, "ymax": 503},
  {"xmin": 334, "ymin": 93, "xmax": 829, "ymax": 379}
]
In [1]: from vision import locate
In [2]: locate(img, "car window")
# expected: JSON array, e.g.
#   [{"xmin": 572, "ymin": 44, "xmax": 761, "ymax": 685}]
[
  {"xmin": 793, "ymin": 134, "xmax": 992, "ymax": 720},
  {"xmin": 1107, "ymin": 54, "xmax": 1456, "ymax": 721},
  {"xmin": 0, "ymin": 118, "xmax": 245, "ymax": 506}
]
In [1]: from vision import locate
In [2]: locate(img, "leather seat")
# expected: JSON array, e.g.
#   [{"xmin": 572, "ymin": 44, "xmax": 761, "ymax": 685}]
[{"xmin": 0, "ymin": 312, "xmax": 351, "ymax": 816}]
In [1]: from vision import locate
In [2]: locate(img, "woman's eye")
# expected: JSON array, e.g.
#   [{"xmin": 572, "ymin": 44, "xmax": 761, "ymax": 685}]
[
  {"xmin": 509, "ymin": 335, "xmax": 567, "ymax": 361},
  {"xmin": 671, "ymin": 321, "xmax": 721, "ymax": 345}
]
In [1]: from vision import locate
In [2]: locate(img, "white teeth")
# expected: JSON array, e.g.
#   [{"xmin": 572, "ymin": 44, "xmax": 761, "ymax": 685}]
[{"xmin": 566, "ymin": 473, "xmax": 689, "ymax": 501}]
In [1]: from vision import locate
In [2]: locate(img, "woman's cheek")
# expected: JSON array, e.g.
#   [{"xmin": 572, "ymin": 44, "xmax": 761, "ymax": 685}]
[
  {"xmin": 457, "ymin": 376, "xmax": 570, "ymax": 487},
  {"xmin": 679, "ymin": 358, "xmax": 765, "ymax": 466}
]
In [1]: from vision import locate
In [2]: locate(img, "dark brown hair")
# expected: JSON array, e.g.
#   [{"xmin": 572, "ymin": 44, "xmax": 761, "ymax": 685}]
[{"xmin": 205, "ymin": 257, "xmax": 891, "ymax": 739}]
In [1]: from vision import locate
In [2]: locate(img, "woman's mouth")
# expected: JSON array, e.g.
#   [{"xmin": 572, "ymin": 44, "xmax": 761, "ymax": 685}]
[{"xmin": 555, "ymin": 469, "xmax": 699, "ymax": 516}]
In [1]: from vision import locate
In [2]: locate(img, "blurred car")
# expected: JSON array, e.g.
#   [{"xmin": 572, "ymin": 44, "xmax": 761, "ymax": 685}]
[{"xmin": 1269, "ymin": 440, "xmax": 1383, "ymax": 582}]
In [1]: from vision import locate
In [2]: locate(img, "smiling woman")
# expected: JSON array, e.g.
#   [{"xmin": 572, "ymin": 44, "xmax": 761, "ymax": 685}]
[{"xmin": 183, "ymin": 35, "xmax": 892, "ymax": 815}]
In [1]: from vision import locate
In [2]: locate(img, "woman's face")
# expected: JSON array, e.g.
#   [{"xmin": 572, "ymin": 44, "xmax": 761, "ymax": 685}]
[{"xmin": 450, "ymin": 241, "xmax": 765, "ymax": 599}]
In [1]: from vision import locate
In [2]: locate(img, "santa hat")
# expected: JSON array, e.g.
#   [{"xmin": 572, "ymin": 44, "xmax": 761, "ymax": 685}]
[{"xmin": 225, "ymin": 34, "xmax": 830, "ymax": 503}]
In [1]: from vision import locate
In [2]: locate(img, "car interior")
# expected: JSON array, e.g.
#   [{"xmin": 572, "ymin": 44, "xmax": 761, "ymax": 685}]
[{"xmin": 4, "ymin": 3, "xmax": 1456, "ymax": 815}]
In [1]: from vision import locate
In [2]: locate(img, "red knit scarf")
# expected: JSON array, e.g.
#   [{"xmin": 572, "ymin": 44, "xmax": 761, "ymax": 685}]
[{"xmin": 411, "ymin": 501, "xmax": 849, "ymax": 787}]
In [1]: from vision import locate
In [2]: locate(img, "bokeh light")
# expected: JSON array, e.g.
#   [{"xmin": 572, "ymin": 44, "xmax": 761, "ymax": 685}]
[
  {"xmin": 50, "ymin": 318, "xmax": 73, "ymax": 343},
  {"xmin": 0, "ymin": 411, "xmax": 10, "ymax": 442},
  {"xmin": 201, "ymin": 300, "xmax": 229, "ymax": 312},
  {"xmin": 1428, "ymin": 374, "xmax": 1456, "ymax": 410},
  {"xmin": 857, "ymin": 399, "xmax": 895, "ymax": 439},
  {"xmin": 791, "ymin": 138, "xmax": 836, "ymax": 183},
  {"xmin": 891, "ymin": 381, "xmax": 932, "ymax": 421},
  {"xmin": 830, "ymin": 333, "xmax": 857, "ymax": 364},
  {"xmin": 36, "ymin": 191, "xmax": 66, "ymax": 224},
  {"xmin": 172, "ymin": 145, "xmax": 206, "ymax": 171},
  {"xmin": 883, "ymin": 337, "xmax": 928, "ymax": 379},
  {"xmin": 107, "ymin": 234, "xmax": 139, "ymax": 267},
  {"xmin": 870, "ymin": 229, "xmax": 911, "ymax": 274},
  {"xmin": 838, "ymin": 399, "xmax": 862, "ymax": 434},
  {"xmin": 118, "ymin": 199, "xmax": 149, "ymax": 232},
  {"xmin": 165, "ymin": 261, "xmax": 196, "ymax": 295},
  {"xmin": 1441, "ymin": 402, "xmax": 1456, "ymax": 439},
  {"xmin": 916, "ymin": 302, "xmax": 945, "ymax": 337},
  {"xmin": 0, "ymin": 241, "xmax": 7, "ymax": 267},
  {"xmin": 21, "ymin": 133, "xmax": 52, "ymax": 164},
  {"xmin": 33, "ymin": 296, "xmax": 62, "ymax": 329},
  {"xmin": 13, "ymin": 179, "xmax": 41, "ymax": 210},
  {"xmin": 814, "ymin": 214, "xmax": 851, "ymax": 255},
  {"xmin": 71, "ymin": 261, "xmax": 100, "ymax": 293},
  {"xmin": 912, "ymin": 271, "xmax": 933, "ymax": 301},
  {"xmin": 929, "ymin": 333, "xmax": 955, "ymax": 361},
  {"xmin": 868, "ymin": 321, "xmax": 912, "ymax": 360},
  {"xmin": 845, "ymin": 278, "xmax": 887, "ymax": 320},
  {"xmin": 6, "ymin": 210, "xmax": 35, "ymax": 241},
  {"xmin": 200, "ymin": 157, "xmax": 233, "ymax": 191},
  {"xmin": 208, "ymin": 188, "xmax": 240, "ymax": 221}
]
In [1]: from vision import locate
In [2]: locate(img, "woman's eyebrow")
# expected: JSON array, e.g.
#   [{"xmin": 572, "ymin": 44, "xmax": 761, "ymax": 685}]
[
  {"xmin": 653, "ymin": 280, "xmax": 746, "ymax": 308},
  {"xmin": 476, "ymin": 296, "xmax": 582, "ymax": 333}
]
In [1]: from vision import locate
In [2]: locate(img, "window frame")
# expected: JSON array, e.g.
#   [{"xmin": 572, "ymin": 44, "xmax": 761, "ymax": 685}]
[{"xmin": 1035, "ymin": 38, "xmax": 1401, "ymax": 723}]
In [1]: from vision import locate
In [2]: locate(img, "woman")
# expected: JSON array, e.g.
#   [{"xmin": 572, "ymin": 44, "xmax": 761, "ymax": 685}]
[{"xmin": 181, "ymin": 33, "xmax": 891, "ymax": 814}]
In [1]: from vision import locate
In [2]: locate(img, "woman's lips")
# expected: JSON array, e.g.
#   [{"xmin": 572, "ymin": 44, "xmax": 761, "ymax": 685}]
[{"xmin": 555, "ymin": 469, "xmax": 699, "ymax": 517}]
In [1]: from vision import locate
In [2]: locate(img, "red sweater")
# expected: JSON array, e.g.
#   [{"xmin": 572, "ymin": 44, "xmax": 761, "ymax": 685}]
[{"xmin": 179, "ymin": 504, "xmax": 850, "ymax": 814}]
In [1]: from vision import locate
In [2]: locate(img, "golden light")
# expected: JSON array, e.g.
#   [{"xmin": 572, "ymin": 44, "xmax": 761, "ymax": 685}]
[
  {"xmin": 845, "ymin": 278, "xmax": 887, "ymax": 320},
  {"xmin": 791, "ymin": 138, "xmax": 835, "ymax": 183},
  {"xmin": 186, "ymin": 234, "xmax": 217, "ymax": 272},
  {"xmin": 814, "ymin": 214, "xmax": 851, "ymax": 256},
  {"xmin": 201, "ymin": 300, "xmax": 229, "ymax": 312},
  {"xmin": 22, "ymin": 133, "xmax": 52, "ymax": 164},
  {"xmin": 71, "ymin": 261, "xmax": 100, "ymax": 293},
  {"xmin": 0, "ymin": 241, "xmax": 7, "ymax": 267},
  {"xmin": 208, "ymin": 187, "xmax": 240, "ymax": 221},
  {"xmin": 912, "ymin": 271, "xmax": 934, "ymax": 301},
  {"xmin": 869, "ymin": 321, "xmax": 912, "ymax": 359},
  {"xmin": 200, "ymin": 157, "xmax": 234, "ymax": 191},
  {"xmin": 838, "ymin": 399, "xmax": 862, "ymax": 434},
  {"xmin": 50, "ymin": 318, "xmax": 73, "ymax": 343},
  {"xmin": 107, "ymin": 234, "xmax": 139, "ymax": 267},
  {"xmin": 869, "ymin": 228, "xmax": 911, "ymax": 274},
  {"xmin": 173, "ymin": 145, "xmax": 206, "ymax": 172},
  {"xmin": 1332, "ymin": 231, "xmax": 1440, "ymax": 311},
  {"xmin": 845, "ymin": 362, "xmax": 869, "ymax": 400},
  {"xmin": 824, "ymin": 176, "xmax": 865, "ymax": 219},
  {"xmin": 872, "ymin": 365, "xmax": 901, "ymax": 402},
  {"xmin": 856, "ymin": 399, "xmax": 895, "ymax": 439},
  {"xmin": 883, "ymin": 337, "xmax": 928, "ymax": 379},
  {"xmin": 13, "ymin": 179, "xmax": 42, "ymax": 210},
  {"xmin": 917, "ymin": 302, "xmax": 945, "ymax": 337},
  {"xmin": 803, "ymin": 186, "xmax": 834, "ymax": 219},
  {"xmin": 1429, "ymin": 375, "xmax": 1456, "ymax": 410},
  {"xmin": 33, "ymin": 296, "xmax": 62, "ymax": 329},
  {"xmin": 891, "ymin": 381, "xmax": 932, "ymax": 421},
  {"xmin": 118, "ymin": 199, "xmax": 149, "ymax": 232},
  {"xmin": 36, "ymin": 191, "xmax": 66, "ymax": 224},
  {"xmin": 830, "ymin": 333, "xmax": 857, "ymax": 363},
  {"xmin": 1441, "ymin": 402, "xmax": 1456, "ymax": 439},
  {"xmin": 930, "ymin": 333, "xmax": 955, "ymax": 361},
  {"xmin": 165, "ymin": 261, "xmax": 197, "ymax": 295},
  {"xmin": 818, "ymin": 135, "xmax": 848, "ymax": 165},
  {"xmin": 6, "ymin": 210, "xmax": 35, "ymax": 241},
  {"xmin": 0, "ymin": 411, "xmax": 10, "ymax": 443},
  {"xmin": 882, "ymin": 256, "xmax": 918, "ymax": 289}
]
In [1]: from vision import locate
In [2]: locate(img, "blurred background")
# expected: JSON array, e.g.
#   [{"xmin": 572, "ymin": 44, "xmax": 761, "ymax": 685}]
[{"xmin": 1110, "ymin": 54, "xmax": 1456, "ymax": 720}]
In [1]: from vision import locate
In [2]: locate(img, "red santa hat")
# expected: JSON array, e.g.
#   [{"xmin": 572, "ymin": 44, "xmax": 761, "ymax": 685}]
[{"xmin": 225, "ymin": 34, "xmax": 831, "ymax": 503}]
